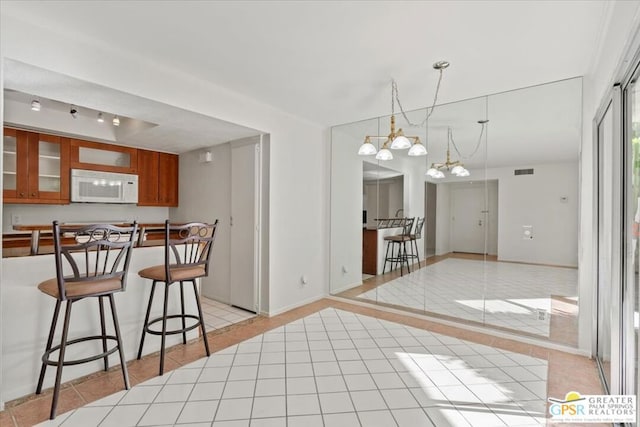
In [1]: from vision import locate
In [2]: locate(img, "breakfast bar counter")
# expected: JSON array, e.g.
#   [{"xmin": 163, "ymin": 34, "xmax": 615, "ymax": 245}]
[{"xmin": 1, "ymin": 245, "xmax": 201, "ymax": 403}]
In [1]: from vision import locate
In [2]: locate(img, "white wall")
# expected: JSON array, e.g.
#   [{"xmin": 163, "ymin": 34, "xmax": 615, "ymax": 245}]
[
  {"xmin": 0, "ymin": 12, "xmax": 328, "ymax": 319},
  {"xmin": 493, "ymin": 163, "xmax": 578, "ymax": 266},
  {"xmin": 434, "ymin": 162, "xmax": 578, "ymax": 266},
  {"xmin": 3, "ymin": 203, "xmax": 168, "ymax": 233},
  {"xmin": 169, "ymin": 141, "xmax": 233, "ymax": 303}
]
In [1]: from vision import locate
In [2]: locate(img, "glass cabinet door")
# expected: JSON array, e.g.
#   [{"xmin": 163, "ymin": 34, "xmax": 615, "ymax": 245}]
[{"xmin": 3, "ymin": 128, "xmax": 29, "ymax": 200}]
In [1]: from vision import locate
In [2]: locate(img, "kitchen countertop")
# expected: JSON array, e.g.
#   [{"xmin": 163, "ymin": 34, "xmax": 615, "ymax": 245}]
[{"xmin": 3, "ymin": 223, "xmax": 168, "ymax": 257}]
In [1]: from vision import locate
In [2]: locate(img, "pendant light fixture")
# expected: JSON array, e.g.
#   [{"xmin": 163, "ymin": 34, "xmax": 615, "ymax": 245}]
[
  {"xmin": 426, "ymin": 120, "xmax": 488, "ymax": 179},
  {"xmin": 358, "ymin": 61, "xmax": 449, "ymax": 160}
]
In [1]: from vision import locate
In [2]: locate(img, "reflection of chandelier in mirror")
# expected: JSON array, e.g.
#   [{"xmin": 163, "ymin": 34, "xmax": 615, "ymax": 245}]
[
  {"xmin": 426, "ymin": 120, "xmax": 488, "ymax": 178},
  {"xmin": 358, "ymin": 61, "xmax": 449, "ymax": 160}
]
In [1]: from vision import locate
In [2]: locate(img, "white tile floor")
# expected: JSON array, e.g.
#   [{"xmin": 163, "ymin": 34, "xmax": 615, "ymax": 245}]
[
  {"xmin": 359, "ymin": 258, "xmax": 577, "ymax": 336},
  {"xmin": 201, "ymin": 297, "xmax": 256, "ymax": 331},
  {"xmin": 38, "ymin": 308, "xmax": 547, "ymax": 426}
]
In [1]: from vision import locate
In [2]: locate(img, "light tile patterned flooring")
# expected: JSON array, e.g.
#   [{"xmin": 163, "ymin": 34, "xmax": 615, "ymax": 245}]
[
  {"xmin": 201, "ymin": 297, "xmax": 256, "ymax": 331},
  {"xmin": 359, "ymin": 258, "xmax": 577, "ymax": 337},
  {"xmin": 36, "ymin": 307, "xmax": 550, "ymax": 427}
]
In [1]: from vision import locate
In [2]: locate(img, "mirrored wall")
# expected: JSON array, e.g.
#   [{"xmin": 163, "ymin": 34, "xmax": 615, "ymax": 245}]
[{"xmin": 330, "ymin": 77, "xmax": 582, "ymax": 346}]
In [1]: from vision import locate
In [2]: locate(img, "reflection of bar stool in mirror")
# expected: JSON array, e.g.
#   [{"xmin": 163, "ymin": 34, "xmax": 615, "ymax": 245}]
[
  {"xmin": 137, "ymin": 220, "xmax": 218, "ymax": 376},
  {"xmin": 36, "ymin": 221, "xmax": 138, "ymax": 419},
  {"xmin": 407, "ymin": 217, "xmax": 425, "ymax": 268},
  {"xmin": 382, "ymin": 217, "xmax": 415, "ymax": 276}
]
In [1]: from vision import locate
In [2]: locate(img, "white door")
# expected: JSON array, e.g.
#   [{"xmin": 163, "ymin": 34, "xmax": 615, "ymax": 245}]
[
  {"xmin": 230, "ymin": 142, "xmax": 258, "ymax": 312},
  {"xmin": 451, "ymin": 186, "xmax": 486, "ymax": 254}
]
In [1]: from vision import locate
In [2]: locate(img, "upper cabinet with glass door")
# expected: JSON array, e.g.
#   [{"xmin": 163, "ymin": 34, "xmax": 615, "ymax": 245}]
[{"xmin": 3, "ymin": 127, "xmax": 70, "ymax": 204}]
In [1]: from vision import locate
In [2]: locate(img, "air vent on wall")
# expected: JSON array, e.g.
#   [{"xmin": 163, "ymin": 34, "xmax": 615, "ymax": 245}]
[{"xmin": 514, "ymin": 168, "xmax": 534, "ymax": 176}]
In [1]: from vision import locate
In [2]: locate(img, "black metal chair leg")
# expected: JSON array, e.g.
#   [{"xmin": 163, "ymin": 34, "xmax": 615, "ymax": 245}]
[
  {"xmin": 159, "ymin": 282, "xmax": 170, "ymax": 376},
  {"xmin": 414, "ymin": 239, "xmax": 421, "ymax": 268},
  {"xmin": 192, "ymin": 280, "xmax": 210, "ymax": 356},
  {"xmin": 180, "ymin": 281, "xmax": 187, "ymax": 345},
  {"xmin": 109, "ymin": 294, "xmax": 130, "ymax": 389},
  {"xmin": 36, "ymin": 300, "xmax": 61, "ymax": 394},
  {"xmin": 404, "ymin": 241, "xmax": 411, "ymax": 274},
  {"xmin": 382, "ymin": 241, "xmax": 391, "ymax": 274},
  {"xmin": 50, "ymin": 300, "xmax": 72, "ymax": 420},
  {"xmin": 137, "ymin": 281, "xmax": 158, "ymax": 360},
  {"xmin": 98, "ymin": 296, "xmax": 109, "ymax": 371}
]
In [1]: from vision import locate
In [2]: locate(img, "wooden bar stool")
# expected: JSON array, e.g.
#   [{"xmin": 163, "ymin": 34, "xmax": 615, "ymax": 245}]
[
  {"xmin": 137, "ymin": 220, "xmax": 218, "ymax": 375},
  {"xmin": 36, "ymin": 221, "xmax": 138, "ymax": 419}
]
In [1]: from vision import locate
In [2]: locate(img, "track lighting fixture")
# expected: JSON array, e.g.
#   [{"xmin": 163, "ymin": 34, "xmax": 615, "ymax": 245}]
[
  {"xmin": 97, "ymin": 112, "xmax": 104, "ymax": 123},
  {"xmin": 112, "ymin": 115, "xmax": 120, "ymax": 126},
  {"xmin": 31, "ymin": 99, "xmax": 41, "ymax": 111},
  {"xmin": 70, "ymin": 105, "xmax": 78, "ymax": 118}
]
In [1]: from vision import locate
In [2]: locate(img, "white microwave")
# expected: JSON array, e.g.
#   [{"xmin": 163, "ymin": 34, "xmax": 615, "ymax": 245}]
[{"xmin": 71, "ymin": 169, "xmax": 138, "ymax": 204}]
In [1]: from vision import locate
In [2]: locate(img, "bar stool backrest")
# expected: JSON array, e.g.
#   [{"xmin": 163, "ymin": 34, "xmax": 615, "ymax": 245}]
[
  {"xmin": 164, "ymin": 220, "xmax": 219, "ymax": 280},
  {"xmin": 53, "ymin": 221, "xmax": 138, "ymax": 300},
  {"xmin": 414, "ymin": 217, "xmax": 425, "ymax": 238},
  {"xmin": 401, "ymin": 217, "xmax": 415, "ymax": 236}
]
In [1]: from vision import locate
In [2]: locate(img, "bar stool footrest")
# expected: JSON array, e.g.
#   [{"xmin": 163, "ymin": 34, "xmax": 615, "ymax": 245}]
[
  {"xmin": 42, "ymin": 335, "xmax": 119, "ymax": 367},
  {"xmin": 144, "ymin": 314, "xmax": 201, "ymax": 336}
]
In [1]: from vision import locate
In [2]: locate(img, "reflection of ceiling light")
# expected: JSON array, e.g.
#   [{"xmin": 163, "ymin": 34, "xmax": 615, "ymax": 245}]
[
  {"xmin": 97, "ymin": 112, "xmax": 104, "ymax": 122},
  {"xmin": 70, "ymin": 105, "xmax": 78, "ymax": 118},
  {"xmin": 31, "ymin": 99, "xmax": 41, "ymax": 111},
  {"xmin": 426, "ymin": 122, "xmax": 488, "ymax": 179},
  {"xmin": 359, "ymin": 61, "xmax": 449, "ymax": 159},
  {"xmin": 112, "ymin": 115, "xmax": 120, "ymax": 126}
]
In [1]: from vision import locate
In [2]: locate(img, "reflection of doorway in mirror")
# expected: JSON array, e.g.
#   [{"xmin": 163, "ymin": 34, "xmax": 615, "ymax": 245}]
[
  {"xmin": 450, "ymin": 181, "xmax": 498, "ymax": 255},
  {"xmin": 424, "ymin": 182, "xmax": 437, "ymax": 258}
]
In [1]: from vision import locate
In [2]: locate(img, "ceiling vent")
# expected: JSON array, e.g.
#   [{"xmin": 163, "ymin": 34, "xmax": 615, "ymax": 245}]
[{"xmin": 514, "ymin": 168, "xmax": 534, "ymax": 176}]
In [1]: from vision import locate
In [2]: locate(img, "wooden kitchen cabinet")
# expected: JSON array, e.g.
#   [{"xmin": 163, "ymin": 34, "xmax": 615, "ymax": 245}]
[
  {"xmin": 70, "ymin": 138, "xmax": 137, "ymax": 174},
  {"xmin": 3, "ymin": 128, "xmax": 70, "ymax": 204},
  {"xmin": 137, "ymin": 149, "xmax": 179, "ymax": 207}
]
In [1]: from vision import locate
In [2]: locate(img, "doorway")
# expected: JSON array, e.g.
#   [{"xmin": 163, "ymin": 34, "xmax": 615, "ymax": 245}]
[
  {"xmin": 451, "ymin": 181, "xmax": 498, "ymax": 255},
  {"xmin": 425, "ymin": 182, "xmax": 437, "ymax": 258},
  {"xmin": 230, "ymin": 139, "xmax": 260, "ymax": 313}
]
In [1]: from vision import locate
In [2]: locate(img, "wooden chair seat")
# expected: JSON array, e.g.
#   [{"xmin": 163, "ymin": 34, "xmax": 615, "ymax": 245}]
[
  {"xmin": 138, "ymin": 264, "xmax": 205, "ymax": 282},
  {"xmin": 38, "ymin": 277, "xmax": 122, "ymax": 299}
]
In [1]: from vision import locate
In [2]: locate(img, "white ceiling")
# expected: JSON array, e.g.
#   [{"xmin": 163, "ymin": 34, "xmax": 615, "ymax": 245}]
[{"xmin": 1, "ymin": 0, "xmax": 607, "ymax": 128}]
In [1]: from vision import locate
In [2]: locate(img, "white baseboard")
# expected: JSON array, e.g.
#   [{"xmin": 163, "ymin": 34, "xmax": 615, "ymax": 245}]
[{"xmin": 330, "ymin": 281, "xmax": 362, "ymax": 294}]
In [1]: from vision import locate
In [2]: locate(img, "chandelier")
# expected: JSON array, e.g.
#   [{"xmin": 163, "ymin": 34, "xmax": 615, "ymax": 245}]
[
  {"xmin": 358, "ymin": 61, "xmax": 450, "ymax": 160},
  {"xmin": 426, "ymin": 120, "xmax": 489, "ymax": 178}
]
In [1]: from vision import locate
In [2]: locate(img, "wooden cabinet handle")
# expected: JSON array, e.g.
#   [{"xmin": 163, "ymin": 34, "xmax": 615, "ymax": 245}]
[
  {"xmin": 20, "ymin": 192, "xmax": 25, "ymax": 197},
  {"xmin": 31, "ymin": 192, "xmax": 36, "ymax": 197}
]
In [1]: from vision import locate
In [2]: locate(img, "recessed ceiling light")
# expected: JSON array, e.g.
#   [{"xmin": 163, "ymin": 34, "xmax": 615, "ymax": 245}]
[
  {"xmin": 31, "ymin": 99, "xmax": 41, "ymax": 111},
  {"xmin": 97, "ymin": 112, "xmax": 104, "ymax": 123},
  {"xmin": 112, "ymin": 115, "xmax": 120, "ymax": 126}
]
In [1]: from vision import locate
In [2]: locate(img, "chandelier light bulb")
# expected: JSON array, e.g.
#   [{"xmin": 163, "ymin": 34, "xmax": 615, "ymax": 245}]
[
  {"xmin": 407, "ymin": 141, "xmax": 427, "ymax": 156},
  {"xmin": 390, "ymin": 134, "xmax": 411, "ymax": 150},
  {"xmin": 375, "ymin": 148, "xmax": 393, "ymax": 161},
  {"xmin": 451, "ymin": 165, "xmax": 465, "ymax": 175},
  {"xmin": 426, "ymin": 168, "xmax": 438, "ymax": 177},
  {"xmin": 457, "ymin": 168, "xmax": 470, "ymax": 177},
  {"xmin": 31, "ymin": 99, "xmax": 41, "ymax": 111},
  {"xmin": 434, "ymin": 170, "xmax": 445, "ymax": 179},
  {"xmin": 358, "ymin": 138, "xmax": 377, "ymax": 156},
  {"xmin": 113, "ymin": 115, "xmax": 120, "ymax": 126}
]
